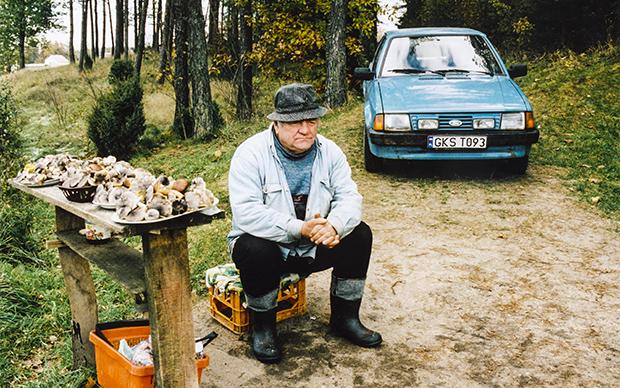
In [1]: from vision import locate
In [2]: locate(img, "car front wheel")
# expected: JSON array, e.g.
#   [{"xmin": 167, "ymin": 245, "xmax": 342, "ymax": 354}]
[{"xmin": 364, "ymin": 133, "xmax": 383, "ymax": 172}]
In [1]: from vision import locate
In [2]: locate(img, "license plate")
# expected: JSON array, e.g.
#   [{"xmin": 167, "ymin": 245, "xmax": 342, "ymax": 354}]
[{"xmin": 427, "ymin": 136, "xmax": 487, "ymax": 149}]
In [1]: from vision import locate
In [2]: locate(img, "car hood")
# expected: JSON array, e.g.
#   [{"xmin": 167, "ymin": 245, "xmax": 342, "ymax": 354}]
[{"xmin": 378, "ymin": 75, "xmax": 526, "ymax": 113}]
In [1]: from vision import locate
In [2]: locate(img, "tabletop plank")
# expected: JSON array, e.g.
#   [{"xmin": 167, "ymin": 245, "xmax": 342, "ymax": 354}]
[
  {"xmin": 10, "ymin": 180, "xmax": 128, "ymax": 233},
  {"xmin": 10, "ymin": 180, "xmax": 225, "ymax": 236}
]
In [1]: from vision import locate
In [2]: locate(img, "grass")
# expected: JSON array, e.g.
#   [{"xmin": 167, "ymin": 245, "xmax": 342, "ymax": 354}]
[
  {"xmin": 1, "ymin": 45, "xmax": 618, "ymax": 385},
  {"xmin": 519, "ymin": 44, "xmax": 620, "ymax": 214}
]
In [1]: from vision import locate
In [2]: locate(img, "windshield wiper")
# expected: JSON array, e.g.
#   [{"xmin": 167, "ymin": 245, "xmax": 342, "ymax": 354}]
[
  {"xmin": 390, "ymin": 68, "xmax": 444, "ymax": 76},
  {"xmin": 434, "ymin": 68, "xmax": 494, "ymax": 76}
]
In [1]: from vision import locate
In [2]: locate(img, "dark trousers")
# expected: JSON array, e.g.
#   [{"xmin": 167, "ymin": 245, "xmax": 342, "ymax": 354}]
[{"xmin": 232, "ymin": 222, "xmax": 373, "ymax": 297}]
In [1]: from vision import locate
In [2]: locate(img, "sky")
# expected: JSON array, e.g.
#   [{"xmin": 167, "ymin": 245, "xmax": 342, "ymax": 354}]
[{"xmin": 44, "ymin": 0, "xmax": 404, "ymax": 52}]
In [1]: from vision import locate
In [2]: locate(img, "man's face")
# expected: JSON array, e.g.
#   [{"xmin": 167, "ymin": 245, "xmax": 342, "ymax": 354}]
[{"xmin": 274, "ymin": 119, "xmax": 319, "ymax": 154}]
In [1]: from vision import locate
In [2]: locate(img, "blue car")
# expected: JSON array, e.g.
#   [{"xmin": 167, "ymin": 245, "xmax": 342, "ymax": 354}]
[{"xmin": 354, "ymin": 27, "xmax": 539, "ymax": 173}]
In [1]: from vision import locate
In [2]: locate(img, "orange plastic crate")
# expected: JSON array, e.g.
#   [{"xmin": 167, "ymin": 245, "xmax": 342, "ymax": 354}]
[
  {"xmin": 89, "ymin": 325, "xmax": 208, "ymax": 388},
  {"xmin": 209, "ymin": 278, "xmax": 306, "ymax": 334}
]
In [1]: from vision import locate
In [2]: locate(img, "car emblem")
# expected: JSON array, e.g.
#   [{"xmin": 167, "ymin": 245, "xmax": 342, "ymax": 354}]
[{"xmin": 449, "ymin": 119, "xmax": 463, "ymax": 127}]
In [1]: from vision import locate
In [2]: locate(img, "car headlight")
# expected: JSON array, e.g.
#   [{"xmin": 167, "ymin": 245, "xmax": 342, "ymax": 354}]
[
  {"xmin": 500, "ymin": 112, "xmax": 525, "ymax": 130},
  {"xmin": 373, "ymin": 114, "xmax": 411, "ymax": 131},
  {"xmin": 384, "ymin": 114, "xmax": 411, "ymax": 131},
  {"xmin": 473, "ymin": 118, "xmax": 495, "ymax": 129},
  {"xmin": 417, "ymin": 119, "xmax": 439, "ymax": 130}
]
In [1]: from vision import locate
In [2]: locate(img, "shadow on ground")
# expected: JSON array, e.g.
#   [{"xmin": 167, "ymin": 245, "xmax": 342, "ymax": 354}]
[{"xmin": 379, "ymin": 159, "xmax": 526, "ymax": 180}]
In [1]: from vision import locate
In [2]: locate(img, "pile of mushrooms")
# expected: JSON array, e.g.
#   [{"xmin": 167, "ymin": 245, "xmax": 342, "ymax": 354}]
[
  {"xmin": 61, "ymin": 156, "xmax": 133, "ymax": 189},
  {"xmin": 115, "ymin": 176, "xmax": 216, "ymax": 222},
  {"xmin": 17, "ymin": 154, "xmax": 218, "ymax": 221},
  {"xmin": 14, "ymin": 154, "xmax": 79, "ymax": 185}
]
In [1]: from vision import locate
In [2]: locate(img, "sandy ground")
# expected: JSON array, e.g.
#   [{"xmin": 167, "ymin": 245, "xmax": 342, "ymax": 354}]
[{"xmin": 194, "ymin": 164, "xmax": 620, "ymax": 387}]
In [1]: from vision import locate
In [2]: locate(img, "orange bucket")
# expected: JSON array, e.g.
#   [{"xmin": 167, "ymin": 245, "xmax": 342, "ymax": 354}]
[{"xmin": 89, "ymin": 322, "xmax": 208, "ymax": 388}]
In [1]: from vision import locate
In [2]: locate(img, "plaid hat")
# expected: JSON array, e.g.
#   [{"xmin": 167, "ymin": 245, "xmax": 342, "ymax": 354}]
[{"xmin": 266, "ymin": 83, "xmax": 328, "ymax": 122}]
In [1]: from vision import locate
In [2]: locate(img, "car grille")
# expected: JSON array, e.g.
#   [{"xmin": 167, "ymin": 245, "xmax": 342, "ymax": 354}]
[{"xmin": 438, "ymin": 115, "xmax": 473, "ymax": 129}]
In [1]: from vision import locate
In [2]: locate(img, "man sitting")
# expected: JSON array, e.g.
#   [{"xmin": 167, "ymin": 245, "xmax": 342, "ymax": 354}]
[{"xmin": 227, "ymin": 83, "xmax": 382, "ymax": 363}]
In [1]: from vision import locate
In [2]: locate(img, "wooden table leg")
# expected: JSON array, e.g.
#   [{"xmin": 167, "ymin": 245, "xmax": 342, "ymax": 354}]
[
  {"xmin": 143, "ymin": 228, "xmax": 199, "ymax": 388},
  {"xmin": 55, "ymin": 207, "xmax": 98, "ymax": 368}
]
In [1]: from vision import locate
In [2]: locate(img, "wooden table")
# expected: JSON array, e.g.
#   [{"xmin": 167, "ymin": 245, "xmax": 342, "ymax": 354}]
[{"xmin": 10, "ymin": 181, "xmax": 224, "ymax": 387}]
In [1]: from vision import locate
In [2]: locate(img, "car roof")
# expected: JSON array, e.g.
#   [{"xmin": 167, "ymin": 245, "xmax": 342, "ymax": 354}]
[{"xmin": 384, "ymin": 28, "xmax": 486, "ymax": 38}]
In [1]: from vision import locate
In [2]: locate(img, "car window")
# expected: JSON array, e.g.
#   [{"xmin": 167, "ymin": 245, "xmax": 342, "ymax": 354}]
[{"xmin": 380, "ymin": 35, "xmax": 504, "ymax": 77}]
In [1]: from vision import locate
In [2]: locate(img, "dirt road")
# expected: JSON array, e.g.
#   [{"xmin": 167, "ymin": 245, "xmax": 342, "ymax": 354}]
[{"xmin": 195, "ymin": 164, "xmax": 620, "ymax": 387}]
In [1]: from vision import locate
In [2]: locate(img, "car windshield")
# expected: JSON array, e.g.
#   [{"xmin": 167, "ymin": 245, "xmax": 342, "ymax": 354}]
[{"xmin": 380, "ymin": 35, "xmax": 503, "ymax": 77}]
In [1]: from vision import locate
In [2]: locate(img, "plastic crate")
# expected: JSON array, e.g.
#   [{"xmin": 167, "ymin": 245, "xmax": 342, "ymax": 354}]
[
  {"xmin": 209, "ymin": 278, "xmax": 306, "ymax": 334},
  {"xmin": 89, "ymin": 321, "xmax": 208, "ymax": 388}
]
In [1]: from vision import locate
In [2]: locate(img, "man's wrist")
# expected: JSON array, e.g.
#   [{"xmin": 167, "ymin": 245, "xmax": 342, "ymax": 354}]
[{"xmin": 287, "ymin": 218, "xmax": 304, "ymax": 239}]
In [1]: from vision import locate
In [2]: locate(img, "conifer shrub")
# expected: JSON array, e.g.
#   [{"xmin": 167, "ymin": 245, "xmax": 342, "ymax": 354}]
[{"xmin": 88, "ymin": 60, "xmax": 146, "ymax": 160}]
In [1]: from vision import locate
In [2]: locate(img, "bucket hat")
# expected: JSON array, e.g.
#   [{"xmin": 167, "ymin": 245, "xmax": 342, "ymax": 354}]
[{"xmin": 266, "ymin": 83, "xmax": 328, "ymax": 122}]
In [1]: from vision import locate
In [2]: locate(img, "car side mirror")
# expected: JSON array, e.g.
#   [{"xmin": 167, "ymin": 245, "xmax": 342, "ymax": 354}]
[
  {"xmin": 353, "ymin": 67, "xmax": 375, "ymax": 80},
  {"xmin": 508, "ymin": 64, "xmax": 527, "ymax": 78}
]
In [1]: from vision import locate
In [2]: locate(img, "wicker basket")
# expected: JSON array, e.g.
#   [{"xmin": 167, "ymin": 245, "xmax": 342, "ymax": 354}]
[{"xmin": 59, "ymin": 185, "xmax": 97, "ymax": 203}]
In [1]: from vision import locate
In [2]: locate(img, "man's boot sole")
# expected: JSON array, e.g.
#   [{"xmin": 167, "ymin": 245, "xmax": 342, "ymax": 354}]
[
  {"xmin": 329, "ymin": 326, "xmax": 383, "ymax": 348},
  {"xmin": 253, "ymin": 350, "xmax": 282, "ymax": 364}
]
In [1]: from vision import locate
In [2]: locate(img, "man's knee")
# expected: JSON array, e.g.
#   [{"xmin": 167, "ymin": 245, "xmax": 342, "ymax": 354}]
[
  {"xmin": 343, "ymin": 221, "xmax": 372, "ymax": 252},
  {"xmin": 352, "ymin": 221, "xmax": 372, "ymax": 244},
  {"xmin": 232, "ymin": 234, "xmax": 281, "ymax": 270}
]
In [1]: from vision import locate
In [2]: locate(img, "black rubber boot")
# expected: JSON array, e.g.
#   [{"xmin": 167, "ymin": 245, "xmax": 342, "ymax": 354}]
[
  {"xmin": 329, "ymin": 295, "xmax": 382, "ymax": 348},
  {"xmin": 249, "ymin": 308, "xmax": 282, "ymax": 363}
]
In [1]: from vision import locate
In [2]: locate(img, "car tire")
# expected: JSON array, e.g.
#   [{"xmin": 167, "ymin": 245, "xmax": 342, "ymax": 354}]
[
  {"xmin": 364, "ymin": 133, "xmax": 383, "ymax": 172},
  {"xmin": 505, "ymin": 156, "xmax": 529, "ymax": 175}
]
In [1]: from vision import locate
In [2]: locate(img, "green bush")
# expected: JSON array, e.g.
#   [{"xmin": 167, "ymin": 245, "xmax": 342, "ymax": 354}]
[
  {"xmin": 84, "ymin": 54, "xmax": 93, "ymax": 70},
  {"xmin": 88, "ymin": 60, "xmax": 146, "ymax": 160},
  {"xmin": 108, "ymin": 59, "xmax": 134, "ymax": 84},
  {"xmin": 0, "ymin": 82, "xmax": 43, "ymax": 266}
]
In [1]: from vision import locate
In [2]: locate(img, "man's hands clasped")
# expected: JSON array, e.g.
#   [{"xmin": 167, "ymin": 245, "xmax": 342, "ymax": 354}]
[{"xmin": 301, "ymin": 213, "xmax": 340, "ymax": 248}]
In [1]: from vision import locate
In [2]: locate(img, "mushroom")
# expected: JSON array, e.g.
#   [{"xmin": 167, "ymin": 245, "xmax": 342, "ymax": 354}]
[
  {"xmin": 184, "ymin": 192, "xmax": 201, "ymax": 211},
  {"xmin": 108, "ymin": 187, "xmax": 126, "ymax": 205},
  {"xmin": 148, "ymin": 193, "xmax": 173, "ymax": 217},
  {"xmin": 145, "ymin": 208, "xmax": 160, "ymax": 221},
  {"xmin": 124, "ymin": 203, "xmax": 147, "ymax": 222},
  {"xmin": 171, "ymin": 178, "xmax": 189, "ymax": 193},
  {"xmin": 94, "ymin": 185, "xmax": 109, "ymax": 204}
]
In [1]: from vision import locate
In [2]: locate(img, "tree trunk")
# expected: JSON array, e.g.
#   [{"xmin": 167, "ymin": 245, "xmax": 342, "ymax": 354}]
[
  {"xmin": 135, "ymin": 0, "xmax": 149, "ymax": 75},
  {"xmin": 156, "ymin": 0, "xmax": 162, "ymax": 50},
  {"xmin": 158, "ymin": 0, "xmax": 174, "ymax": 83},
  {"xmin": 94, "ymin": 0, "xmax": 99, "ymax": 58},
  {"xmin": 133, "ymin": 0, "xmax": 138, "ymax": 52},
  {"xmin": 208, "ymin": 0, "xmax": 219, "ymax": 46},
  {"xmin": 69, "ymin": 0, "xmax": 76, "ymax": 63},
  {"xmin": 188, "ymin": 0, "xmax": 218, "ymax": 138},
  {"xmin": 18, "ymin": 31, "xmax": 25, "ymax": 69},
  {"xmin": 109, "ymin": 0, "xmax": 115, "ymax": 56},
  {"xmin": 80, "ymin": 0, "xmax": 89, "ymax": 69},
  {"xmin": 152, "ymin": 0, "xmax": 160, "ymax": 50},
  {"xmin": 228, "ymin": 1, "xmax": 238, "ymax": 62},
  {"xmin": 114, "ymin": 0, "xmax": 123, "ymax": 58},
  {"xmin": 173, "ymin": 0, "xmax": 193, "ymax": 138},
  {"xmin": 90, "ymin": 0, "xmax": 97, "ymax": 60},
  {"xmin": 124, "ymin": 0, "xmax": 129, "ymax": 58},
  {"xmin": 101, "ymin": 0, "xmax": 106, "ymax": 57},
  {"xmin": 236, "ymin": 0, "xmax": 252, "ymax": 120},
  {"xmin": 325, "ymin": 0, "xmax": 347, "ymax": 107}
]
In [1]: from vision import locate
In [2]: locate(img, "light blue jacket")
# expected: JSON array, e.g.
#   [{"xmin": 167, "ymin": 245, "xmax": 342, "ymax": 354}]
[{"xmin": 228, "ymin": 126, "xmax": 362, "ymax": 259}]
